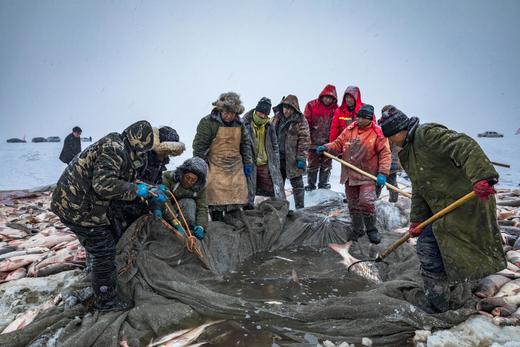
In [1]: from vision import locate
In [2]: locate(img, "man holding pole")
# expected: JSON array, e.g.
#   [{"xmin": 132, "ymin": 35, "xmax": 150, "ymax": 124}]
[
  {"xmin": 378, "ymin": 105, "xmax": 506, "ymax": 313},
  {"xmin": 317, "ymin": 104, "xmax": 391, "ymax": 244}
]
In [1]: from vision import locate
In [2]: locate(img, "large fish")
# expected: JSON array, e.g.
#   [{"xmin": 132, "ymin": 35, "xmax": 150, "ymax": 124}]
[
  {"xmin": 493, "ymin": 278, "xmax": 520, "ymax": 298},
  {"xmin": 329, "ymin": 242, "xmax": 382, "ymax": 284},
  {"xmin": 0, "ymin": 253, "xmax": 42, "ymax": 272},
  {"xmin": 21, "ymin": 232, "xmax": 75, "ymax": 250},
  {"xmin": 148, "ymin": 321, "xmax": 223, "ymax": 347},
  {"xmin": 1, "ymin": 299, "xmax": 56, "ymax": 334},
  {"xmin": 0, "ymin": 267, "xmax": 27, "ymax": 283},
  {"xmin": 474, "ymin": 275, "xmax": 512, "ymax": 298}
]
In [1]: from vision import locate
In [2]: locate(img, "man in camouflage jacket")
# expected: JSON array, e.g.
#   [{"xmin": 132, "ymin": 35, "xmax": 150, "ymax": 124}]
[{"xmin": 51, "ymin": 120, "xmax": 158, "ymax": 312}]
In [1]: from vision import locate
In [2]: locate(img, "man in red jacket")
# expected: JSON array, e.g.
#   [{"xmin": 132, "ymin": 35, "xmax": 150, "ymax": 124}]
[
  {"xmin": 317, "ymin": 104, "xmax": 391, "ymax": 244},
  {"xmin": 329, "ymin": 86, "xmax": 362, "ymax": 142},
  {"xmin": 304, "ymin": 84, "xmax": 338, "ymax": 190}
]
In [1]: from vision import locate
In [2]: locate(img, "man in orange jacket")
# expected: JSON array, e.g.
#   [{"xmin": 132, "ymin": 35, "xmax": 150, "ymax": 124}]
[{"xmin": 317, "ymin": 104, "xmax": 391, "ymax": 243}]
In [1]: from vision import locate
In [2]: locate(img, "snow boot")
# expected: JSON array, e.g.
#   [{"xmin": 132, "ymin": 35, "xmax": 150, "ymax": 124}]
[
  {"xmin": 363, "ymin": 214, "xmax": 381, "ymax": 244},
  {"xmin": 317, "ymin": 169, "xmax": 331, "ymax": 189},
  {"xmin": 210, "ymin": 210, "xmax": 224, "ymax": 222},
  {"xmin": 94, "ymin": 274, "xmax": 133, "ymax": 312},
  {"xmin": 420, "ymin": 270, "xmax": 451, "ymax": 313},
  {"xmin": 350, "ymin": 213, "xmax": 365, "ymax": 241},
  {"xmin": 293, "ymin": 188, "xmax": 305, "ymax": 209},
  {"xmin": 305, "ymin": 170, "xmax": 318, "ymax": 191}
]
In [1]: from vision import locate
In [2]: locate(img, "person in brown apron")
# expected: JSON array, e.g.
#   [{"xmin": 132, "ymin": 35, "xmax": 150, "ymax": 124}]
[{"xmin": 192, "ymin": 92, "xmax": 253, "ymax": 221}]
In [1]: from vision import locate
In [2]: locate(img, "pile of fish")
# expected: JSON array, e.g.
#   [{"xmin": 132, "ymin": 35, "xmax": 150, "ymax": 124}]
[
  {"xmin": 0, "ymin": 191, "xmax": 85, "ymax": 284},
  {"xmin": 474, "ymin": 188, "xmax": 520, "ymax": 326}
]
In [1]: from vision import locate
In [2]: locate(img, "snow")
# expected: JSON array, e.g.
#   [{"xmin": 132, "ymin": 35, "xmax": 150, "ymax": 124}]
[{"xmin": 424, "ymin": 316, "xmax": 520, "ymax": 347}]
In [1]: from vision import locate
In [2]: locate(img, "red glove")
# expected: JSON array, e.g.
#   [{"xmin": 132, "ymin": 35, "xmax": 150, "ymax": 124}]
[
  {"xmin": 408, "ymin": 221, "xmax": 422, "ymax": 238},
  {"xmin": 473, "ymin": 179, "xmax": 496, "ymax": 201}
]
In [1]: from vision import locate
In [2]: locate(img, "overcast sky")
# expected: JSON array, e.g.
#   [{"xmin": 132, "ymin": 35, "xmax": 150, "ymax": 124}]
[{"xmin": 1, "ymin": 0, "xmax": 519, "ymax": 143}]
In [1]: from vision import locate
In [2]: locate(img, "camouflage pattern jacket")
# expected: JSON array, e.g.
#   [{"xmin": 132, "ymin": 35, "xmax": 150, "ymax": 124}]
[
  {"xmin": 399, "ymin": 122, "xmax": 506, "ymax": 282},
  {"xmin": 271, "ymin": 96, "xmax": 311, "ymax": 179},
  {"xmin": 51, "ymin": 121, "xmax": 156, "ymax": 227}
]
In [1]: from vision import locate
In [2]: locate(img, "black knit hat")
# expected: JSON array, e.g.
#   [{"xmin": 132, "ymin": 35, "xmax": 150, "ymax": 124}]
[
  {"xmin": 255, "ymin": 97, "xmax": 272, "ymax": 115},
  {"xmin": 159, "ymin": 126, "xmax": 179, "ymax": 142},
  {"xmin": 378, "ymin": 107, "xmax": 411, "ymax": 137},
  {"xmin": 72, "ymin": 126, "xmax": 82, "ymax": 133},
  {"xmin": 357, "ymin": 104, "xmax": 374, "ymax": 120}
]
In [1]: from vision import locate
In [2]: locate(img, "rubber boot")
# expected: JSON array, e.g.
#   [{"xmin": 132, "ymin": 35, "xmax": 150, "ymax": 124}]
[
  {"xmin": 363, "ymin": 214, "xmax": 381, "ymax": 244},
  {"xmin": 317, "ymin": 169, "xmax": 331, "ymax": 189},
  {"xmin": 293, "ymin": 188, "xmax": 305, "ymax": 209},
  {"xmin": 305, "ymin": 171, "xmax": 318, "ymax": 191},
  {"xmin": 94, "ymin": 274, "xmax": 134, "ymax": 312},
  {"xmin": 210, "ymin": 210, "xmax": 224, "ymax": 222},
  {"xmin": 350, "ymin": 212, "xmax": 365, "ymax": 241},
  {"xmin": 420, "ymin": 271, "xmax": 451, "ymax": 313}
]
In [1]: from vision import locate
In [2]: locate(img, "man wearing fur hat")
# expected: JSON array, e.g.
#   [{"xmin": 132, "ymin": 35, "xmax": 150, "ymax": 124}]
[
  {"xmin": 272, "ymin": 95, "xmax": 310, "ymax": 209},
  {"xmin": 316, "ymin": 104, "xmax": 391, "ymax": 244},
  {"xmin": 378, "ymin": 105, "xmax": 506, "ymax": 313},
  {"xmin": 193, "ymin": 92, "xmax": 253, "ymax": 221}
]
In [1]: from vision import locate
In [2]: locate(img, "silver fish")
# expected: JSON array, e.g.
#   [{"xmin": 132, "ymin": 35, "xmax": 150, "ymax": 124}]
[{"xmin": 329, "ymin": 242, "xmax": 382, "ymax": 284}]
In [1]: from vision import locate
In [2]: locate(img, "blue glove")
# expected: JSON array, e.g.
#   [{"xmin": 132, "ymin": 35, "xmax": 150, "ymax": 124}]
[
  {"xmin": 152, "ymin": 190, "xmax": 168, "ymax": 204},
  {"xmin": 193, "ymin": 225, "xmax": 205, "ymax": 240},
  {"xmin": 243, "ymin": 164, "xmax": 253, "ymax": 177},
  {"xmin": 152, "ymin": 209, "xmax": 163, "ymax": 219},
  {"xmin": 316, "ymin": 145, "xmax": 327, "ymax": 155},
  {"xmin": 296, "ymin": 160, "xmax": 306, "ymax": 170},
  {"xmin": 376, "ymin": 174, "xmax": 387, "ymax": 186},
  {"xmin": 136, "ymin": 183, "xmax": 150, "ymax": 198}
]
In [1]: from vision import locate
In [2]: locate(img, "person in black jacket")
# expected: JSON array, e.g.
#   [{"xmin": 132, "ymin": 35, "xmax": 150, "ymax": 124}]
[{"xmin": 59, "ymin": 126, "xmax": 82, "ymax": 164}]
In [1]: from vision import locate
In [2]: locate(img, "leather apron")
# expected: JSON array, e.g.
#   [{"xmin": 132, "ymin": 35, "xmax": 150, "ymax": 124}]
[{"xmin": 206, "ymin": 127, "xmax": 248, "ymax": 206}]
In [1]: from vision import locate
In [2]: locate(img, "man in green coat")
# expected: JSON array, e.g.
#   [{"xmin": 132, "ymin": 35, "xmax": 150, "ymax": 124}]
[
  {"xmin": 378, "ymin": 106, "xmax": 506, "ymax": 313},
  {"xmin": 162, "ymin": 157, "xmax": 208, "ymax": 240}
]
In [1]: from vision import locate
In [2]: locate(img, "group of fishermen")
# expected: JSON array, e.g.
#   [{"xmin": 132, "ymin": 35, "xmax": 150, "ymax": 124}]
[{"xmin": 51, "ymin": 87, "xmax": 506, "ymax": 316}]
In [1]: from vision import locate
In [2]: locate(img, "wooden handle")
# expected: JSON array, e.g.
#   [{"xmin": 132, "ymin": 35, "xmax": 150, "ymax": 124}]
[
  {"xmin": 323, "ymin": 151, "xmax": 412, "ymax": 199},
  {"xmin": 377, "ymin": 191, "xmax": 477, "ymax": 261}
]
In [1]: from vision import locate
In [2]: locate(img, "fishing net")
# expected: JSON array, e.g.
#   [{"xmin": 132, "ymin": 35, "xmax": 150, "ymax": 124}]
[{"xmin": 0, "ymin": 198, "xmax": 476, "ymax": 347}]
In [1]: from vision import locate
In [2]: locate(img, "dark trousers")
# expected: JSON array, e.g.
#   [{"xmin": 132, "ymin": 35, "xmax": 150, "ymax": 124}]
[
  {"xmin": 416, "ymin": 224, "xmax": 445, "ymax": 274},
  {"xmin": 256, "ymin": 164, "xmax": 275, "ymax": 196},
  {"xmin": 64, "ymin": 222, "xmax": 116, "ymax": 291},
  {"xmin": 375, "ymin": 172, "xmax": 398, "ymax": 202}
]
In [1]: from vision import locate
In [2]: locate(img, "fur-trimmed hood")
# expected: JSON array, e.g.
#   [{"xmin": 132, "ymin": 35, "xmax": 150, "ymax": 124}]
[{"xmin": 173, "ymin": 157, "xmax": 208, "ymax": 193}]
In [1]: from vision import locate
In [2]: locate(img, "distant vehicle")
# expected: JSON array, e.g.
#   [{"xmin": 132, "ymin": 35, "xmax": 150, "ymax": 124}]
[
  {"xmin": 46, "ymin": 136, "xmax": 61, "ymax": 142},
  {"xmin": 81, "ymin": 136, "xmax": 93, "ymax": 142},
  {"xmin": 478, "ymin": 131, "xmax": 504, "ymax": 138},
  {"xmin": 6, "ymin": 138, "xmax": 26, "ymax": 143},
  {"xmin": 31, "ymin": 137, "xmax": 48, "ymax": 143}
]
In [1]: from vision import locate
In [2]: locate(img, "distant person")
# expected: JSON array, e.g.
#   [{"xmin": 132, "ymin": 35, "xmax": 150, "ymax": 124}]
[
  {"xmin": 272, "ymin": 95, "xmax": 310, "ymax": 209},
  {"xmin": 304, "ymin": 84, "xmax": 338, "ymax": 191},
  {"xmin": 59, "ymin": 126, "xmax": 82, "ymax": 164}
]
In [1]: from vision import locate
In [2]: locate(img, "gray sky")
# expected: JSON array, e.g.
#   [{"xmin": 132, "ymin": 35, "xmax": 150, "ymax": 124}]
[{"xmin": 1, "ymin": 0, "xmax": 519, "ymax": 142}]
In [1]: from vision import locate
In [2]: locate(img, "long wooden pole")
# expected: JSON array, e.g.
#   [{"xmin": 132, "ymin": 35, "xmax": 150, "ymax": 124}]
[
  {"xmin": 375, "ymin": 191, "xmax": 476, "ymax": 261},
  {"xmin": 323, "ymin": 151, "xmax": 412, "ymax": 199}
]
